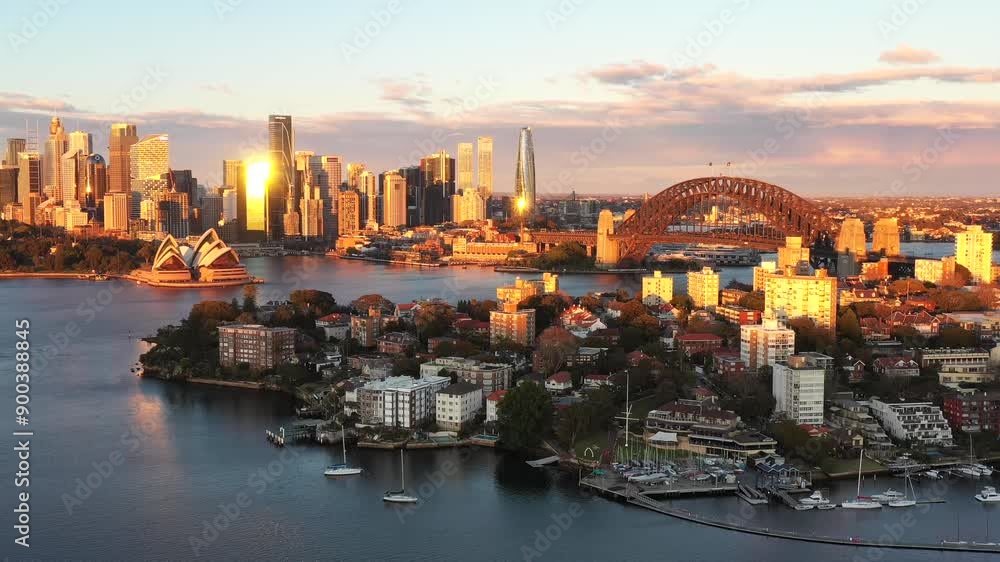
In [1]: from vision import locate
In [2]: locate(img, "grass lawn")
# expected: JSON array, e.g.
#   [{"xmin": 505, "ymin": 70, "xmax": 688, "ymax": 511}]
[
  {"xmin": 824, "ymin": 457, "xmax": 883, "ymax": 476},
  {"xmin": 627, "ymin": 395, "xmax": 660, "ymax": 421},
  {"xmin": 573, "ymin": 429, "xmax": 612, "ymax": 459}
]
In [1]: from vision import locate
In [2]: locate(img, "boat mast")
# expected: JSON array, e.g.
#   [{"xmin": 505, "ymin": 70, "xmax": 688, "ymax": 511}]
[
  {"xmin": 400, "ymin": 449, "xmax": 405, "ymax": 490},
  {"xmin": 856, "ymin": 449, "xmax": 863, "ymax": 498}
]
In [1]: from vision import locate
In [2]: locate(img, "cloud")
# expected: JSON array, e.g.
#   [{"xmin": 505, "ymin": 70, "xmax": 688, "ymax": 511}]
[
  {"xmin": 198, "ymin": 82, "xmax": 236, "ymax": 96},
  {"xmin": 878, "ymin": 44, "xmax": 941, "ymax": 65},
  {"xmin": 379, "ymin": 79, "xmax": 432, "ymax": 109},
  {"xmin": 589, "ymin": 61, "xmax": 667, "ymax": 84}
]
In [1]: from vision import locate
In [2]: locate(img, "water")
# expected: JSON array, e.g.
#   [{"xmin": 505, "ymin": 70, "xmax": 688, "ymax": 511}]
[{"xmin": 0, "ymin": 250, "xmax": 997, "ymax": 560}]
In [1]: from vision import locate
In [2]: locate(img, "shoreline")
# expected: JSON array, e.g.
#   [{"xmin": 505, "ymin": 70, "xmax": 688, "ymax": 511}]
[{"xmin": 0, "ymin": 271, "xmax": 258, "ymax": 288}]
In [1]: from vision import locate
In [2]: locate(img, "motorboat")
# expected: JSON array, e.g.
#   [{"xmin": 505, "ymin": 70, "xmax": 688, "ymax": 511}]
[
  {"xmin": 921, "ymin": 469, "xmax": 942, "ymax": 480},
  {"xmin": 871, "ymin": 489, "xmax": 905, "ymax": 503},
  {"xmin": 972, "ymin": 464, "xmax": 994, "ymax": 477},
  {"xmin": 793, "ymin": 503, "xmax": 815, "ymax": 511},
  {"xmin": 382, "ymin": 450, "xmax": 418, "ymax": 504},
  {"xmin": 975, "ymin": 486, "xmax": 1000, "ymax": 502},
  {"xmin": 817, "ymin": 503, "xmax": 837, "ymax": 510},
  {"xmin": 799, "ymin": 490, "xmax": 830, "ymax": 506}
]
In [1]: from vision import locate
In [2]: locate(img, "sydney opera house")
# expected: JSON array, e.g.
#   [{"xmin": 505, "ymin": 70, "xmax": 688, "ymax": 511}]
[{"xmin": 134, "ymin": 229, "xmax": 251, "ymax": 285}]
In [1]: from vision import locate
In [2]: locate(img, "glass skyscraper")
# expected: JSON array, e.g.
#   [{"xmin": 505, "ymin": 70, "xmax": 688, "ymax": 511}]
[
  {"xmin": 514, "ymin": 127, "xmax": 535, "ymax": 216},
  {"xmin": 268, "ymin": 114, "xmax": 294, "ymax": 239}
]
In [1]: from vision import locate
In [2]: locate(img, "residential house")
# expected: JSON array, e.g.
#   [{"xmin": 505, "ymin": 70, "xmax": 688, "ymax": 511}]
[
  {"xmin": 676, "ymin": 333, "xmax": 723, "ymax": 357},
  {"xmin": 485, "ymin": 389, "xmax": 507, "ymax": 423},
  {"xmin": 545, "ymin": 371, "xmax": 573, "ymax": 393},
  {"xmin": 873, "ymin": 357, "xmax": 920, "ymax": 377}
]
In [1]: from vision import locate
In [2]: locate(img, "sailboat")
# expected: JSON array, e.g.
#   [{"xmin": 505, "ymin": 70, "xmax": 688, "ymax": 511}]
[
  {"xmin": 887, "ymin": 475, "xmax": 917, "ymax": 508},
  {"xmin": 842, "ymin": 449, "xmax": 881, "ymax": 509},
  {"xmin": 324, "ymin": 422, "xmax": 362, "ymax": 476},
  {"xmin": 382, "ymin": 450, "xmax": 419, "ymax": 503}
]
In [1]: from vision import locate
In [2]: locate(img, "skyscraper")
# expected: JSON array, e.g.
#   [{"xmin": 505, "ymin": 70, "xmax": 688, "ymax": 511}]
[
  {"xmin": 477, "ymin": 136, "xmax": 493, "ymax": 201},
  {"xmin": 347, "ymin": 163, "xmax": 366, "ymax": 189},
  {"xmin": 240, "ymin": 161, "xmax": 268, "ymax": 242},
  {"xmin": 359, "ymin": 170, "xmax": 377, "ymax": 226},
  {"xmin": 872, "ymin": 218, "xmax": 900, "ymax": 256},
  {"xmin": 84, "ymin": 154, "xmax": 108, "ymax": 206},
  {"xmin": 4, "ymin": 138, "xmax": 26, "ymax": 167},
  {"xmin": 0, "ymin": 167, "xmax": 17, "ymax": 207},
  {"xmin": 338, "ymin": 190, "xmax": 361, "ymax": 236},
  {"xmin": 514, "ymin": 127, "xmax": 535, "ymax": 216},
  {"xmin": 60, "ymin": 150, "xmax": 85, "ymax": 203},
  {"xmin": 67, "ymin": 131, "xmax": 93, "ymax": 156},
  {"xmin": 300, "ymin": 186, "xmax": 324, "ymax": 239},
  {"xmin": 109, "ymin": 123, "xmax": 138, "ymax": 194},
  {"xmin": 382, "ymin": 171, "xmax": 407, "ymax": 228},
  {"xmin": 268, "ymin": 115, "xmax": 294, "ymax": 240},
  {"xmin": 836, "ymin": 217, "xmax": 866, "ymax": 256},
  {"xmin": 955, "ymin": 225, "xmax": 994, "ymax": 284},
  {"xmin": 129, "ymin": 134, "xmax": 169, "ymax": 204},
  {"xmin": 223, "ymin": 160, "xmax": 242, "ymax": 189},
  {"xmin": 310, "ymin": 155, "xmax": 342, "ymax": 237},
  {"xmin": 44, "ymin": 116, "xmax": 68, "ymax": 199},
  {"xmin": 451, "ymin": 189, "xmax": 485, "ymax": 223},
  {"xmin": 419, "ymin": 150, "xmax": 455, "ymax": 224},
  {"xmin": 457, "ymin": 142, "xmax": 474, "ymax": 191},
  {"xmin": 17, "ymin": 152, "xmax": 42, "ymax": 209},
  {"xmin": 103, "ymin": 191, "xmax": 130, "ymax": 232}
]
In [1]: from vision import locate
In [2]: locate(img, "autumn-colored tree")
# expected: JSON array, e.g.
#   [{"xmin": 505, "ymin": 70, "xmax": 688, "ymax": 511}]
[
  {"xmin": 351, "ymin": 294, "xmax": 395, "ymax": 314},
  {"xmin": 534, "ymin": 326, "xmax": 580, "ymax": 374}
]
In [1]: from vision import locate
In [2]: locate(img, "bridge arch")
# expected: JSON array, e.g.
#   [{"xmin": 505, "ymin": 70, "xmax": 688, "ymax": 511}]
[{"xmin": 615, "ymin": 176, "xmax": 835, "ymax": 261}]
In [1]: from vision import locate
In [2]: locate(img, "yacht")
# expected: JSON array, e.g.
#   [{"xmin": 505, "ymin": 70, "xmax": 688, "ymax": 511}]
[
  {"xmin": 817, "ymin": 503, "xmax": 837, "ymax": 510},
  {"xmin": 972, "ymin": 464, "xmax": 994, "ymax": 477},
  {"xmin": 325, "ymin": 421, "xmax": 363, "ymax": 476},
  {"xmin": 383, "ymin": 450, "xmax": 419, "ymax": 504},
  {"xmin": 871, "ymin": 489, "xmax": 905, "ymax": 503},
  {"xmin": 793, "ymin": 503, "xmax": 815, "ymax": 511},
  {"xmin": 887, "ymin": 476, "xmax": 917, "ymax": 508},
  {"xmin": 800, "ymin": 490, "xmax": 830, "ymax": 506},
  {"xmin": 921, "ymin": 469, "xmax": 942, "ymax": 480},
  {"xmin": 975, "ymin": 486, "xmax": 1000, "ymax": 502},
  {"xmin": 842, "ymin": 449, "xmax": 883, "ymax": 510}
]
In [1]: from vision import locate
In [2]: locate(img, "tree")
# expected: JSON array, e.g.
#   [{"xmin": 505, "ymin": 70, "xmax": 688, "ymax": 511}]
[
  {"xmin": 737, "ymin": 291, "xmax": 765, "ymax": 312},
  {"xmin": 497, "ymin": 383, "xmax": 553, "ymax": 450},
  {"xmin": 290, "ymin": 289, "xmax": 337, "ymax": 317},
  {"xmin": 84, "ymin": 245, "xmax": 104, "ymax": 272},
  {"xmin": 838, "ymin": 308, "xmax": 862, "ymax": 343},
  {"xmin": 414, "ymin": 302, "xmax": 456, "ymax": 340},
  {"xmin": 242, "ymin": 284, "xmax": 258, "ymax": 314},
  {"xmin": 138, "ymin": 243, "xmax": 155, "ymax": 265},
  {"xmin": 936, "ymin": 326, "xmax": 976, "ymax": 348},
  {"xmin": 534, "ymin": 326, "xmax": 580, "ymax": 374},
  {"xmin": 888, "ymin": 279, "xmax": 927, "ymax": 296},
  {"xmin": 787, "ymin": 317, "xmax": 834, "ymax": 353},
  {"xmin": 351, "ymin": 294, "xmax": 394, "ymax": 314},
  {"xmin": 669, "ymin": 295, "xmax": 694, "ymax": 311}
]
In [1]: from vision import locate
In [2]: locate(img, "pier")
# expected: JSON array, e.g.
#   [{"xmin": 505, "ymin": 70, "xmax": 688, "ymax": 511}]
[{"xmin": 581, "ymin": 478, "xmax": 997, "ymax": 553}]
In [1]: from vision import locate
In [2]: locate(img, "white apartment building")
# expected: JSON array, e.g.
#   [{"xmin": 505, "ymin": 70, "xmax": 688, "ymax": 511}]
[
  {"xmin": 772, "ymin": 355, "xmax": 825, "ymax": 425},
  {"xmin": 485, "ymin": 390, "xmax": 507, "ymax": 423},
  {"xmin": 687, "ymin": 266, "xmax": 720, "ymax": 310},
  {"xmin": 642, "ymin": 270, "xmax": 674, "ymax": 306},
  {"xmin": 357, "ymin": 375, "xmax": 450, "ymax": 428},
  {"xmin": 740, "ymin": 318, "xmax": 795, "ymax": 371},
  {"xmin": 867, "ymin": 397, "xmax": 954, "ymax": 447},
  {"xmin": 419, "ymin": 357, "xmax": 514, "ymax": 393},
  {"xmin": 435, "ymin": 382, "xmax": 483, "ymax": 431}
]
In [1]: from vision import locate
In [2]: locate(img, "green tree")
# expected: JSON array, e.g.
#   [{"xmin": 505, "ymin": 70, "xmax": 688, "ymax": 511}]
[
  {"xmin": 242, "ymin": 284, "xmax": 258, "ymax": 314},
  {"xmin": 497, "ymin": 383, "xmax": 553, "ymax": 450},
  {"xmin": 838, "ymin": 308, "xmax": 862, "ymax": 343},
  {"xmin": 290, "ymin": 289, "xmax": 337, "ymax": 316},
  {"xmin": 737, "ymin": 291, "xmax": 765, "ymax": 312},
  {"xmin": 84, "ymin": 245, "xmax": 104, "ymax": 271}
]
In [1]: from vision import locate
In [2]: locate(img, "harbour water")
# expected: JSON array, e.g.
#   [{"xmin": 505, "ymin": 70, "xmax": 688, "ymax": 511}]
[{"xmin": 1, "ymin": 250, "xmax": 998, "ymax": 560}]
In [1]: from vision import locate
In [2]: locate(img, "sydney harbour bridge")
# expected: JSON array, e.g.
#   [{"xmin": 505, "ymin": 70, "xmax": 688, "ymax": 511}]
[{"xmin": 529, "ymin": 176, "xmax": 838, "ymax": 266}]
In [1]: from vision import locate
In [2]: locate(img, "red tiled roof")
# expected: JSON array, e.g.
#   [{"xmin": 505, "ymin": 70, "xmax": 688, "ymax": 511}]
[
  {"xmin": 676, "ymin": 333, "xmax": 723, "ymax": 342},
  {"xmin": 486, "ymin": 390, "xmax": 508, "ymax": 401},
  {"xmin": 548, "ymin": 371, "xmax": 572, "ymax": 383},
  {"xmin": 318, "ymin": 313, "xmax": 347, "ymax": 323}
]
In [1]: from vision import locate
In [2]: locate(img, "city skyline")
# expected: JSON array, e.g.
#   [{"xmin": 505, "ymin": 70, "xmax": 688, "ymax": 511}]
[{"xmin": 3, "ymin": 1, "xmax": 1000, "ymax": 196}]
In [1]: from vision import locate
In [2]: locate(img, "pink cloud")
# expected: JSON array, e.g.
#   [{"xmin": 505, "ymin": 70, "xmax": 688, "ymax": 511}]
[{"xmin": 878, "ymin": 44, "xmax": 941, "ymax": 65}]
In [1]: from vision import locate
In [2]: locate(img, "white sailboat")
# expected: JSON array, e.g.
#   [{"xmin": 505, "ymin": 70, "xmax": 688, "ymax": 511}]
[
  {"xmin": 382, "ymin": 450, "xmax": 419, "ymax": 503},
  {"xmin": 324, "ymin": 422, "xmax": 363, "ymax": 476},
  {"xmin": 887, "ymin": 475, "xmax": 916, "ymax": 508},
  {"xmin": 842, "ymin": 449, "xmax": 882, "ymax": 509}
]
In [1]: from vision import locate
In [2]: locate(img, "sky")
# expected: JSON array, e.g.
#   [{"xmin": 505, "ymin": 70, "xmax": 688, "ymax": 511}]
[{"xmin": 3, "ymin": 0, "xmax": 1000, "ymax": 197}]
